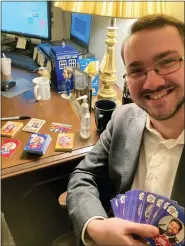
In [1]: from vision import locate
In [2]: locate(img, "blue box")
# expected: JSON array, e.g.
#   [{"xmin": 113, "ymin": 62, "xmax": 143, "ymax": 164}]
[
  {"xmin": 50, "ymin": 45, "xmax": 79, "ymax": 93},
  {"xmin": 77, "ymin": 57, "xmax": 99, "ymax": 96}
]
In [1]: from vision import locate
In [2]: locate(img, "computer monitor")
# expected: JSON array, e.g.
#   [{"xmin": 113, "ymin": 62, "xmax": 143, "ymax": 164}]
[
  {"xmin": 70, "ymin": 13, "xmax": 92, "ymax": 50},
  {"xmin": 1, "ymin": 1, "xmax": 51, "ymax": 40}
]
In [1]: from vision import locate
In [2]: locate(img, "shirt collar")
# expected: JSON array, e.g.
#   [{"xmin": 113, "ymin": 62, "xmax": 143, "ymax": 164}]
[{"xmin": 146, "ymin": 114, "xmax": 184, "ymax": 147}]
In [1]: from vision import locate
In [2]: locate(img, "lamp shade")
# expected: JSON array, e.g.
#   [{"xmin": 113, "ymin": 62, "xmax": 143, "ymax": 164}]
[{"xmin": 54, "ymin": 1, "xmax": 169, "ymax": 18}]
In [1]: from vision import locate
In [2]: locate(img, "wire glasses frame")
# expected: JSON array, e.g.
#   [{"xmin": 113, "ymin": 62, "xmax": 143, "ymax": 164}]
[{"xmin": 123, "ymin": 56, "xmax": 184, "ymax": 84}]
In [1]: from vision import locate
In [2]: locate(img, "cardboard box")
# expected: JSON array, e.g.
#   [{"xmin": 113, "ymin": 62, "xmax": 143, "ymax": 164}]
[
  {"xmin": 50, "ymin": 45, "xmax": 79, "ymax": 93},
  {"xmin": 77, "ymin": 57, "xmax": 99, "ymax": 96}
]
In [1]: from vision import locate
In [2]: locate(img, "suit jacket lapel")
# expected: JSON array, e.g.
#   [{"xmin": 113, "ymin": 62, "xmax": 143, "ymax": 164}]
[
  {"xmin": 171, "ymin": 145, "xmax": 185, "ymax": 207},
  {"xmin": 119, "ymin": 109, "xmax": 146, "ymax": 193}
]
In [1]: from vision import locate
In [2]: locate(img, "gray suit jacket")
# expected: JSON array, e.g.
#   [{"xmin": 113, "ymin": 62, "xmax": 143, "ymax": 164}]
[{"xmin": 66, "ymin": 103, "xmax": 184, "ymax": 245}]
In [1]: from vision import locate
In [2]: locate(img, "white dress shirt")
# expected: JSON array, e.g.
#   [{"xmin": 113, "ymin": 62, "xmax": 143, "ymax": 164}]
[{"xmin": 82, "ymin": 115, "xmax": 184, "ymax": 245}]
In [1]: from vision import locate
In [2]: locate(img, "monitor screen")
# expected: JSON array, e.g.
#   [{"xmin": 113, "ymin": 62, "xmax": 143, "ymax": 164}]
[
  {"xmin": 1, "ymin": 1, "xmax": 51, "ymax": 40},
  {"xmin": 70, "ymin": 13, "xmax": 92, "ymax": 48}
]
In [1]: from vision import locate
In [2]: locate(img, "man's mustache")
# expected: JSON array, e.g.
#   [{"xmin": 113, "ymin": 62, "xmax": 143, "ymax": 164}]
[{"xmin": 141, "ymin": 85, "xmax": 176, "ymax": 97}]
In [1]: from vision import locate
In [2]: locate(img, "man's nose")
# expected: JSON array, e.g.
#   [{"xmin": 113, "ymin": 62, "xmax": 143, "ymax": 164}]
[{"xmin": 142, "ymin": 69, "xmax": 166, "ymax": 90}]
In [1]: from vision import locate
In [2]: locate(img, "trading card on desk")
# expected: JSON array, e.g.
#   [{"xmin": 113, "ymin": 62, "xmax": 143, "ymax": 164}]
[
  {"xmin": 22, "ymin": 118, "xmax": 46, "ymax": 133},
  {"xmin": 1, "ymin": 139, "xmax": 21, "ymax": 157},
  {"xmin": 1, "ymin": 121, "xmax": 23, "ymax": 137},
  {"xmin": 55, "ymin": 133, "xmax": 74, "ymax": 152},
  {"xmin": 24, "ymin": 134, "xmax": 52, "ymax": 155},
  {"xmin": 147, "ymin": 204, "xmax": 185, "ymax": 246},
  {"xmin": 116, "ymin": 194, "xmax": 126, "ymax": 219},
  {"xmin": 139, "ymin": 192, "xmax": 157, "ymax": 224},
  {"xmin": 110, "ymin": 198, "xmax": 120, "ymax": 218},
  {"xmin": 49, "ymin": 122, "xmax": 72, "ymax": 133}
]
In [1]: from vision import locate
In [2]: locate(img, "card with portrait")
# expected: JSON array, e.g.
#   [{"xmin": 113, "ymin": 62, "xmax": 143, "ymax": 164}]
[
  {"xmin": 55, "ymin": 133, "xmax": 74, "ymax": 152},
  {"xmin": 1, "ymin": 139, "xmax": 21, "ymax": 157},
  {"xmin": 1, "ymin": 121, "xmax": 23, "ymax": 137},
  {"xmin": 24, "ymin": 133, "xmax": 52, "ymax": 155},
  {"xmin": 49, "ymin": 122, "xmax": 72, "ymax": 133},
  {"xmin": 22, "ymin": 118, "xmax": 46, "ymax": 133},
  {"xmin": 147, "ymin": 204, "xmax": 185, "ymax": 246}
]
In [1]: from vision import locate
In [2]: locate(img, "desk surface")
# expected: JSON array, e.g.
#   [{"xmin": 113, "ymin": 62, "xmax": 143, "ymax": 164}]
[{"xmin": 1, "ymin": 68, "xmax": 122, "ymax": 179}]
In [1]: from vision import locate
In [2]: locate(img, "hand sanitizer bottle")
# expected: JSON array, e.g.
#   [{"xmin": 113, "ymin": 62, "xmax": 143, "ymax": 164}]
[{"xmin": 77, "ymin": 95, "xmax": 91, "ymax": 139}]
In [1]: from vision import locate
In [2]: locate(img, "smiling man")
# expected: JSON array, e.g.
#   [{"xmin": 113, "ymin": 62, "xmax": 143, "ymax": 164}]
[{"xmin": 60, "ymin": 15, "xmax": 185, "ymax": 246}]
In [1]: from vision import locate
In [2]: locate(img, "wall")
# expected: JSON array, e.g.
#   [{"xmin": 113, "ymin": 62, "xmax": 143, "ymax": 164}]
[{"xmin": 167, "ymin": 2, "xmax": 184, "ymax": 22}]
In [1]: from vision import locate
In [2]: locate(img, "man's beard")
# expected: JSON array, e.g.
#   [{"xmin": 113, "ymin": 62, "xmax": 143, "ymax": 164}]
[{"xmin": 141, "ymin": 96, "xmax": 185, "ymax": 121}]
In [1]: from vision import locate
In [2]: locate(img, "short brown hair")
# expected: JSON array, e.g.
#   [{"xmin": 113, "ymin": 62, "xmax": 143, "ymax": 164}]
[{"xmin": 121, "ymin": 14, "xmax": 185, "ymax": 62}]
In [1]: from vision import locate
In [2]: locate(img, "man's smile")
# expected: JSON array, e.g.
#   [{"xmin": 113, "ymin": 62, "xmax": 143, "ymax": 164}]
[{"xmin": 143, "ymin": 88, "xmax": 175, "ymax": 100}]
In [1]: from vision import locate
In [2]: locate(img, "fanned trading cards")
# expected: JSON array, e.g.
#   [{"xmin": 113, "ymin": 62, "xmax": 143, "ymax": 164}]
[
  {"xmin": 1, "ymin": 139, "xmax": 21, "ymax": 157},
  {"xmin": 24, "ymin": 133, "xmax": 52, "ymax": 155},
  {"xmin": 110, "ymin": 189, "xmax": 185, "ymax": 246},
  {"xmin": 1, "ymin": 121, "xmax": 23, "ymax": 137},
  {"xmin": 22, "ymin": 118, "xmax": 46, "ymax": 133},
  {"xmin": 49, "ymin": 122, "xmax": 72, "ymax": 133}
]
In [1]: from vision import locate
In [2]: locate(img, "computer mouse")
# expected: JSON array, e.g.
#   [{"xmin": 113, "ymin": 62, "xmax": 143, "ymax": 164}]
[{"xmin": 1, "ymin": 80, "xmax": 16, "ymax": 91}]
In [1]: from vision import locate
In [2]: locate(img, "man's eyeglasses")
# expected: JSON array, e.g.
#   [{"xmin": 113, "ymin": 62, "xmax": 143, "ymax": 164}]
[{"xmin": 123, "ymin": 56, "xmax": 184, "ymax": 84}]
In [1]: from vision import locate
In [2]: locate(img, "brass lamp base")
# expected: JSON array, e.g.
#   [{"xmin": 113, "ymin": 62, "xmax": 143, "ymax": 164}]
[{"xmin": 97, "ymin": 87, "xmax": 117, "ymax": 101}]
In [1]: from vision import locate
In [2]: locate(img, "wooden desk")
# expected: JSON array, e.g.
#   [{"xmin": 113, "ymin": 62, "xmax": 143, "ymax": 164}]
[{"xmin": 1, "ymin": 68, "xmax": 122, "ymax": 179}]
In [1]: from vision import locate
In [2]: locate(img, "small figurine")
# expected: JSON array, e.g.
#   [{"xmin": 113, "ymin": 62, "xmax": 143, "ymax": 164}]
[{"xmin": 61, "ymin": 68, "xmax": 73, "ymax": 100}]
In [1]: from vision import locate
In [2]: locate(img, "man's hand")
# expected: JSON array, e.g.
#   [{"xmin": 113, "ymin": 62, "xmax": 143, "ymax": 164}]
[{"xmin": 86, "ymin": 218, "xmax": 159, "ymax": 245}]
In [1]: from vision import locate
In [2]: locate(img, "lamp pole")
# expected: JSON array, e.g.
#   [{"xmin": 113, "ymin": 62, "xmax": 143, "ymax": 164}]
[{"xmin": 98, "ymin": 17, "xmax": 117, "ymax": 101}]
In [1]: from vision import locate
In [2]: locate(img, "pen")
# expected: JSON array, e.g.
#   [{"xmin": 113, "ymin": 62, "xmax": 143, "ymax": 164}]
[{"xmin": 1, "ymin": 116, "xmax": 31, "ymax": 121}]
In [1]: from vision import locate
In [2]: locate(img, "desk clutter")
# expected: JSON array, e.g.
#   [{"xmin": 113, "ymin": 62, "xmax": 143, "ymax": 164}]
[
  {"xmin": 111, "ymin": 190, "xmax": 185, "ymax": 246},
  {"xmin": 1, "ymin": 118, "xmax": 74, "ymax": 158}
]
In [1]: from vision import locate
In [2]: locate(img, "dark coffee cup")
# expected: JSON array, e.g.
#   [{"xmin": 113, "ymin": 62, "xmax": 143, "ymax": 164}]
[{"xmin": 94, "ymin": 99, "xmax": 117, "ymax": 133}]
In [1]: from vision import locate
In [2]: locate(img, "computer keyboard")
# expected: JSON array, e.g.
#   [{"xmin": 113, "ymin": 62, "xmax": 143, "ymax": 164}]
[{"xmin": 2, "ymin": 52, "xmax": 39, "ymax": 72}]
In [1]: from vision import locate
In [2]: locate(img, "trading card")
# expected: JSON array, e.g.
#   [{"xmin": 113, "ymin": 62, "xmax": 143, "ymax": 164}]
[
  {"xmin": 132, "ymin": 190, "xmax": 147, "ymax": 223},
  {"xmin": 1, "ymin": 139, "xmax": 21, "ymax": 157},
  {"xmin": 152, "ymin": 200, "xmax": 178, "ymax": 225},
  {"xmin": 1, "ymin": 121, "xmax": 23, "ymax": 137},
  {"xmin": 148, "ymin": 195, "xmax": 169, "ymax": 224},
  {"xmin": 147, "ymin": 204, "xmax": 185, "ymax": 246},
  {"xmin": 125, "ymin": 190, "xmax": 136, "ymax": 221},
  {"xmin": 49, "ymin": 122, "xmax": 72, "ymax": 133},
  {"xmin": 24, "ymin": 134, "xmax": 52, "ymax": 155},
  {"xmin": 139, "ymin": 192, "xmax": 157, "ymax": 224},
  {"xmin": 110, "ymin": 197, "xmax": 120, "ymax": 218},
  {"xmin": 116, "ymin": 194, "xmax": 126, "ymax": 219},
  {"xmin": 55, "ymin": 133, "xmax": 74, "ymax": 152},
  {"xmin": 22, "ymin": 118, "xmax": 46, "ymax": 133}
]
